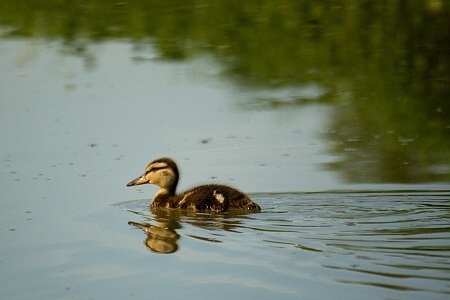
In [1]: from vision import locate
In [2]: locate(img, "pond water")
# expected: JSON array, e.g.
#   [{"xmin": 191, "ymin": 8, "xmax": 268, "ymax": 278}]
[
  {"xmin": 1, "ymin": 2, "xmax": 450, "ymax": 299},
  {"xmin": 117, "ymin": 191, "xmax": 450, "ymax": 300}
]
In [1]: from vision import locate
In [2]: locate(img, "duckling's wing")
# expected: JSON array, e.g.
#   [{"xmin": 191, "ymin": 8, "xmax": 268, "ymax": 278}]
[{"xmin": 177, "ymin": 184, "xmax": 260, "ymax": 212}]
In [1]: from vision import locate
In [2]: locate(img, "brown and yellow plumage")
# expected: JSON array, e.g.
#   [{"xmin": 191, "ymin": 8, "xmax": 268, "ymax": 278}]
[{"xmin": 127, "ymin": 157, "xmax": 260, "ymax": 212}]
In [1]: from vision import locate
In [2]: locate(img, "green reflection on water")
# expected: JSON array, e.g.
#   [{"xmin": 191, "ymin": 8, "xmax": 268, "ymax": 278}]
[{"xmin": 1, "ymin": 0, "xmax": 448, "ymax": 183}]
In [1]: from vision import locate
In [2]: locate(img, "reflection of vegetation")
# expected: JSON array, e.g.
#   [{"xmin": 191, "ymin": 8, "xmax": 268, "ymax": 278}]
[{"xmin": 0, "ymin": 0, "xmax": 448, "ymax": 183}]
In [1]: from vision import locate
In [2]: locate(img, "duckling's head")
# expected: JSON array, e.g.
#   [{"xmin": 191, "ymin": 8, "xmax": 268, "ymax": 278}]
[{"xmin": 127, "ymin": 157, "xmax": 179, "ymax": 194}]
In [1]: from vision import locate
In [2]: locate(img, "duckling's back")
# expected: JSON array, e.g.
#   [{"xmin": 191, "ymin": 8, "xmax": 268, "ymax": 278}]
[{"xmin": 153, "ymin": 184, "xmax": 260, "ymax": 212}]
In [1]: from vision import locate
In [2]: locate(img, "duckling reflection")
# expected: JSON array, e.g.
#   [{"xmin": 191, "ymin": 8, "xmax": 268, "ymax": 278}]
[
  {"xmin": 128, "ymin": 221, "xmax": 180, "ymax": 254},
  {"xmin": 129, "ymin": 207, "xmax": 257, "ymax": 254},
  {"xmin": 153, "ymin": 206, "xmax": 253, "ymax": 233}
]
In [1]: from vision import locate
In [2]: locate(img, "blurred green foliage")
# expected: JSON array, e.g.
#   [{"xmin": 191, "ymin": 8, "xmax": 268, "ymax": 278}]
[{"xmin": 1, "ymin": 0, "xmax": 449, "ymax": 183}]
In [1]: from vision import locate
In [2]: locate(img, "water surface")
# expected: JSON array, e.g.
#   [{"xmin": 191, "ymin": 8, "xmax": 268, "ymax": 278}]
[
  {"xmin": 1, "ymin": 2, "xmax": 449, "ymax": 299},
  {"xmin": 118, "ymin": 191, "xmax": 450, "ymax": 299}
]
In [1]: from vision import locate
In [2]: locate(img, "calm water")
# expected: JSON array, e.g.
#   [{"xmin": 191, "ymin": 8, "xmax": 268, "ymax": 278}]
[
  {"xmin": 115, "ymin": 191, "xmax": 450, "ymax": 300},
  {"xmin": 1, "ymin": 2, "xmax": 450, "ymax": 299},
  {"xmin": 1, "ymin": 40, "xmax": 449, "ymax": 300}
]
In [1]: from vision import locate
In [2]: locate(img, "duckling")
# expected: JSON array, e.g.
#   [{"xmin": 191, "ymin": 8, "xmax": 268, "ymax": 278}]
[{"xmin": 127, "ymin": 157, "xmax": 261, "ymax": 212}]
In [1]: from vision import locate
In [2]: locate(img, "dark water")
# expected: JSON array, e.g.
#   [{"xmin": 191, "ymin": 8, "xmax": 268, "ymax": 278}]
[{"xmin": 117, "ymin": 191, "xmax": 450, "ymax": 299}]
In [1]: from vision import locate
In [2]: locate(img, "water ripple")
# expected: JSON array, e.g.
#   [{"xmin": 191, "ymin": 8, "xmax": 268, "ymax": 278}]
[{"xmin": 121, "ymin": 190, "xmax": 450, "ymax": 297}]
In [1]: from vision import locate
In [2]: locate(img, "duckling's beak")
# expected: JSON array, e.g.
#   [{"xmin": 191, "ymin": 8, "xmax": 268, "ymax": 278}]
[{"xmin": 127, "ymin": 174, "xmax": 149, "ymax": 187}]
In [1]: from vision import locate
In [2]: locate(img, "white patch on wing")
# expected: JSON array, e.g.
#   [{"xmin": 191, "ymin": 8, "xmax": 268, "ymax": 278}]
[{"xmin": 213, "ymin": 190, "xmax": 225, "ymax": 204}]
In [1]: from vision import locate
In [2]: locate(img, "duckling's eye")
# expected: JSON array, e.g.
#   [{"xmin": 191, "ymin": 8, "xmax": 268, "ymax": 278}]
[
  {"xmin": 144, "ymin": 167, "xmax": 155, "ymax": 175},
  {"xmin": 149, "ymin": 166, "xmax": 162, "ymax": 172}
]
